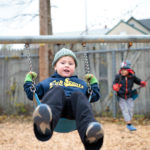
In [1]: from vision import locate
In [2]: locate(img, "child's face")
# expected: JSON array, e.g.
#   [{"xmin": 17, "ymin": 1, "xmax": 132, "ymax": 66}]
[
  {"xmin": 120, "ymin": 69, "xmax": 129, "ymax": 76},
  {"xmin": 54, "ymin": 56, "xmax": 76, "ymax": 77}
]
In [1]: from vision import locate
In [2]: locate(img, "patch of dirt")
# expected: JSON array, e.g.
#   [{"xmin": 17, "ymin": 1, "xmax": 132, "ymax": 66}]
[{"xmin": 0, "ymin": 117, "xmax": 150, "ymax": 150}]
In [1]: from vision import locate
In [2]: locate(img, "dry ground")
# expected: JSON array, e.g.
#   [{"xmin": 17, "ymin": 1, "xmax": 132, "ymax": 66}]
[{"xmin": 0, "ymin": 116, "xmax": 150, "ymax": 150}]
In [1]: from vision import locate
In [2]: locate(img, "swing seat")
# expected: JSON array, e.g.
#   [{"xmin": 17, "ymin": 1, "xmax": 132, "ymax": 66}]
[
  {"xmin": 131, "ymin": 89, "xmax": 139, "ymax": 100},
  {"xmin": 54, "ymin": 118, "xmax": 76, "ymax": 133},
  {"xmin": 33, "ymin": 93, "xmax": 77, "ymax": 133}
]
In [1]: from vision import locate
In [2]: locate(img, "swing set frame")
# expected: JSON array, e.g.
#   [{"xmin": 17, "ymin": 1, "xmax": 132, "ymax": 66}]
[{"xmin": 1, "ymin": 35, "xmax": 150, "ymax": 125}]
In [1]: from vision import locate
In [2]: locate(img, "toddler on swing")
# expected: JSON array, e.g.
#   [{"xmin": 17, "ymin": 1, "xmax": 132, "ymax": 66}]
[
  {"xmin": 112, "ymin": 60, "xmax": 147, "ymax": 131},
  {"xmin": 24, "ymin": 48, "xmax": 104, "ymax": 150}
]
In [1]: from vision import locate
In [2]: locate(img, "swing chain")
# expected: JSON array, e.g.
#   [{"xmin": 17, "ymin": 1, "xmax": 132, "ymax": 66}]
[
  {"xmin": 25, "ymin": 43, "xmax": 36, "ymax": 93},
  {"xmin": 25, "ymin": 43, "xmax": 33, "ymax": 72},
  {"xmin": 82, "ymin": 43, "xmax": 90, "ymax": 74},
  {"xmin": 135, "ymin": 75, "xmax": 150, "ymax": 91},
  {"xmin": 82, "ymin": 43, "xmax": 93, "ymax": 101},
  {"xmin": 30, "ymin": 83, "xmax": 36, "ymax": 93},
  {"xmin": 124, "ymin": 42, "xmax": 132, "ymax": 61}
]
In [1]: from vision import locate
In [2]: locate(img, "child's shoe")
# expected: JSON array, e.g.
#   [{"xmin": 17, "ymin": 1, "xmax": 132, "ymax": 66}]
[
  {"xmin": 86, "ymin": 122, "xmax": 104, "ymax": 144},
  {"xmin": 127, "ymin": 124, "xmax": 136, "ymax": 131},
  {"xmin": 33, "ymin": 104, "xmax": 52, "ymax": 141}
]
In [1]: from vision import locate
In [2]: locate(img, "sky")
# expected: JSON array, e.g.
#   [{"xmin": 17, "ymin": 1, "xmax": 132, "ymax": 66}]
[{"xmin": 0, "ymin": 0, "xmax": 150, "ymax": 36}]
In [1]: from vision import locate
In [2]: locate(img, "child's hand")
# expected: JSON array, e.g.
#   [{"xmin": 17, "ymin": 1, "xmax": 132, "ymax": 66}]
[
  {"xmin": 113, "ymin": 83, "xmax": 122, "ymax": 92},
  {"xmin": 84, "ymin": 74, "xmax": 98, "ymax": 85},
  {"xmin": 140, "ymin": 81, "xmax": 147, "ymax": 87},
  {"xmin": 24, "ymin": 72, "xmax": 37, "ymax": 83}
]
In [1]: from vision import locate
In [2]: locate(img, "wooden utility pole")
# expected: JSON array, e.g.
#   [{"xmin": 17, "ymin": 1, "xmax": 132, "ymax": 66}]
[{"xmin": 39, "ymin": 0, "xmax": 53, "ymax": 81}]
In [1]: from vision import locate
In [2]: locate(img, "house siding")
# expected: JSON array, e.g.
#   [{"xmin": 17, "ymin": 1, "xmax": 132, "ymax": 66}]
[
  {"xmin": 107, "ymin": 22, "xmax": 144, "ymax": 35},
  {"xmin": 128, "ymin": 19, "xmax": 150, "ymax": 34}
]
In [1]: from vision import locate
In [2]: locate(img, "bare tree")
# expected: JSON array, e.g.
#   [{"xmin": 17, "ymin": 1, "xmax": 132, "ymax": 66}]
[{"xmin": 0, "ymin": 0, "xmax": 39, "ymax": 30}]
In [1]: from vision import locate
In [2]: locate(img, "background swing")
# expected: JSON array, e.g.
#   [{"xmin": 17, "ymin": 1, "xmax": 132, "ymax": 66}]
[
  {"xmin": 122, "ymin": 42, "xmax": 150, "ymax": 100},
  {"xmin": 102, "ymin": 41, "xmax": 150, "ymax": 113},
  {"xmin": 25, "ymin": 43, "xmax": 93, "ymax": 133},
  {"xmin": 131, "ymin": 75, "xmax": 150, "ymax": 100}
]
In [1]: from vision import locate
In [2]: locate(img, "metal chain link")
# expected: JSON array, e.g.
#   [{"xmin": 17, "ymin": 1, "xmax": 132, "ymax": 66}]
[
  {"xmin": 25, "ymin": 43, "xmax": 33, "ymax": 72},
  {"xmin": 25, "ymin": 43, "xmax": 36, "ymax": 92},
  {"xmin": 124, "ymin": 42, "xmax": 132, "ymax": 61},
  {"xmin": 82, "ymin": 43, "xmax": 90, "ymax": 74},
  {"xmin": 82, "ymin": 43, "xmax": 92, "ymax": 102}
]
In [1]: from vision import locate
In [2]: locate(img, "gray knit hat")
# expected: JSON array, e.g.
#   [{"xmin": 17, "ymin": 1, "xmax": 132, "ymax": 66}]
[{"xmin": 52, "ymin": 48, "xmax": 78, "ymax": 67}]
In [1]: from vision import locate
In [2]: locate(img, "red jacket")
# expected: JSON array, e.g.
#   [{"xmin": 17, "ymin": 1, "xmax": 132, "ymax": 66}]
[{"xmin": 113, "ymin": 71, "xmax": 141, "ymax": 99}]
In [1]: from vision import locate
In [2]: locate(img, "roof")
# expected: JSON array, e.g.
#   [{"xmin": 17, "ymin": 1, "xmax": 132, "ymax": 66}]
[
  {"xmin": 105, "ymin": 20, "xmax": 147, "ymax": 35},
  {"xmin": 54, "ymin": 28, "xmax": 109, "ymax": 36},
  {"xmin": 138, "ymin": 18, "xmax": 150, "ymax": 31},
  {"xmin": 127, "ymin": 17, "xmax": 150, "ymax": 31}
]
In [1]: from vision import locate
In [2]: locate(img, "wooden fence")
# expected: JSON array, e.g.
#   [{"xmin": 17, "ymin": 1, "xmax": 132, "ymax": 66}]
[{"xmin": 0, "ymin": 42, "xmax": 150, "ymax": 115}]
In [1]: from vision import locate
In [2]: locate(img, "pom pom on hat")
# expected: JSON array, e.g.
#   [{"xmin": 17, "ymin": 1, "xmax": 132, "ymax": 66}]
[
  {"xmin": 52, "ymin": 48, "xmax": 78, "ymax": 67},
  {"xmin": 120, "ymin": 60, "xmax": 131, "ymax": 69}
]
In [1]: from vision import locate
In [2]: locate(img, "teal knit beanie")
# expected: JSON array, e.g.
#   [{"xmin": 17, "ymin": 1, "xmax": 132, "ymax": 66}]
[
  {"xmin": 120, "ymin": 60, "xmax": 131, "ymax": 69},
  {"xmin": 52, "ymin": 48, "xmax": 78, "ymax": 67}
]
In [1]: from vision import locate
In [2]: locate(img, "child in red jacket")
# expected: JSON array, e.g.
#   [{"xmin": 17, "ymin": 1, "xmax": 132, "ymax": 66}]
[{"xmin": 112, "ymin": 60, "xmax": 147, "ymax": 131}]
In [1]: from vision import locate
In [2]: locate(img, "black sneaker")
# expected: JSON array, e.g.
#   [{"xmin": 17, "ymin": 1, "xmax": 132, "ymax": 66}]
[
  {"xmin": 33, "ymin": 104, "xmax": 52, "ymax": 141},
  {"xmin": 86, "ymin": 122, "xmax": 104, "ymax": 144}
]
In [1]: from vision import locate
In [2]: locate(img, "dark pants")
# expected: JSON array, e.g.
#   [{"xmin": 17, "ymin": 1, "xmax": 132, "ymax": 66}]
[{"xmin": 39, "ymin": 86, "xmax": 103, "ymax": 149}]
